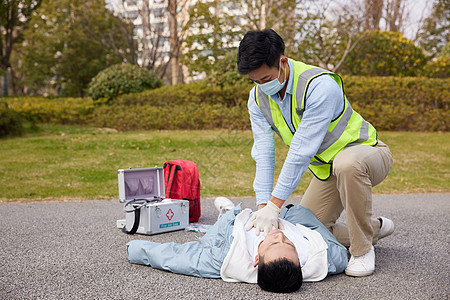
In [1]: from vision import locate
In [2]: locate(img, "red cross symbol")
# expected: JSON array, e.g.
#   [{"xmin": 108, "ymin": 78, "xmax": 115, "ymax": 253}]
[{"xmin": 166, "ymin": 209, "xmax": 174, "ymax": 221}]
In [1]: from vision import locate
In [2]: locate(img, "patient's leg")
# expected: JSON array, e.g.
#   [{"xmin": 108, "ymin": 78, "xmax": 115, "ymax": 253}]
[{"xmin": 331, "ymin": 219, "xmax": 381, "ymax": 247}]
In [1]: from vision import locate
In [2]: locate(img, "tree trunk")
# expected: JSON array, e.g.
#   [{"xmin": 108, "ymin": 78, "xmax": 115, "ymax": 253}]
[
  {"xmin": 2, "ymin": 69, "xmax": 9, "ymax": 96},
  {"xmin": 364, "ymin": 0, "xmax": 383, "ymax": 30},
  {"xmin": 10, "ymin": 67, "xmax": 19, "ymax": 95},
  {"xmin": 168, "ymin": 0, "xmax": 179, "ymax": 85},
  {"xmin": 389, "ymin": 0, "xmax": 403, "ymax": 31}
]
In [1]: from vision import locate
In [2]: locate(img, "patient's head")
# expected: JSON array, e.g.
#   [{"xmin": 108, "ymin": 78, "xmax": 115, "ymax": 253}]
[{"xmin": 256, "ymin": 229, "xmax": 303, "ymax": 293}]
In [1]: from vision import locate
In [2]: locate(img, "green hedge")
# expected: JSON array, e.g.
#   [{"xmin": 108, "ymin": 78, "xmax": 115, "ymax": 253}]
[
  {"xmin": 0, "ymin": 100, "xmax": 24, "ymax": 137},
  {"xmin": 88, "ymin": 103, "xmax": 249, "ymax": 131},
  {"xmin": 3, "ymin": 76, "xmax": 449, "ymax": 132},
  {"xmin": 422, "ymin": 57, "xmax": 450, "ymax": 78},
  {"xmin": 342, "ymin": 76, "xmax": 448, "ymax": 131},
  {"xmin": 112, "ymin": 80, "xmax": 250, "ymax": 107},
  {"xmin": 4, "ymin": 96, "xmax": 95, "ymax": 124}
]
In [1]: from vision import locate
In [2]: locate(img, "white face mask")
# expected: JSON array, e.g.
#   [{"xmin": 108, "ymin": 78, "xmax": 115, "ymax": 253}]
[{"xmin": 257, "ymin": 58, "xmax": 286, "ymax": 96}]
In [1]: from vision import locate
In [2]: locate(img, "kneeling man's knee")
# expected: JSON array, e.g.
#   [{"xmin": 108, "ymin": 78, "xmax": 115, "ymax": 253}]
[{"xmin": 333, "ymin": 154, "xmax": 362, "ymax": 178}]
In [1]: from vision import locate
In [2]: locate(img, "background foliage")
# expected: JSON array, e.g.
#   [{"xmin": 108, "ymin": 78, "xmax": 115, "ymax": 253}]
[
  {"xmin": 415, "ymin": 0, "xmax": 449, "ymax": 58},
  {"xmin": 205, "ymin": 49, "xmax": 250, "ymax": 87},
  {"xmin": 422, "ymin": 57, "xmax": 450, "ymax": 78},
  {"xmin": 87, "ymin": 64, "xmax": 162, "ymax": 101},
  {"xmin": 182, "ymin": 0, "xmax": 297, "ymax": 75},
  {"xmin": 341, "ymin": 31, "xmax": 426, "ymax": 76},
  {"xmin": 3, "ymin": 76, "xmax": 448, "ymax": 133},
  {"xmin": 5, "ymin": 96, "xmax": 95, "ymax": 124},
  {"xmin": 0, "ymin": 100, "xmax": 24, "ymax": 137},
  {"xmin": 13, "ymin": 0, "xmax": 132, "ymax": 97}
]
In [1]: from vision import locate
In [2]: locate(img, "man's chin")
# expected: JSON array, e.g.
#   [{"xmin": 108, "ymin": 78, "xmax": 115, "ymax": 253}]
[{"xmin": 269, "ymin": 229, "xmax": 282, "ymax": 235}]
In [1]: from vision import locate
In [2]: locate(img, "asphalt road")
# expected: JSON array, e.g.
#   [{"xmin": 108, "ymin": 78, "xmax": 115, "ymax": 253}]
[{"xmin": 1, "ymin": 193, "xmax": 449, "ymax": 299}]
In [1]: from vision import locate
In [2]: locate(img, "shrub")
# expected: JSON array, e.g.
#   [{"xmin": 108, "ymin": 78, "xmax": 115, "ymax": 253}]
[
  {"xmin": 3, "ymin": 76, "xmax": 448, "ymax": 132},
  {"xmin": 87, "ymin": 102, "xmax": 249, "ymax": 131},
  {"xmin": 4, "ymin": 96, "xmax": 95, "ymax": 124},
  {"xmin": 438, "ymin": 41, "xmax": 450, "ymax": 59},
  {"xmin": 0, "ymin": 100, "xmax": 24, "ymax": 137},
  {"xmin": 93, "ymin": 76, "xmax": 449, "ymax": 132},
  {"xmin": 343, "ymin": 76, "xmax": 448, "ymax": 131},
  {"xmin": 87, "ymin": 64, "xmax": 162, "ymax": 101},
  {"xmin": 206, "ymin": 49, "xmax": 250, "ymax": 87},
  {"xmin": 422, "ymin": 57, "xmax": 450, "ymax": 78},
  {"xmin": 112, "ymin": 80, "xmax": 252, "ymax": 107},
  {"xmin": 342, "ymin": 31, "xmax": 426, "ymax": 76}
]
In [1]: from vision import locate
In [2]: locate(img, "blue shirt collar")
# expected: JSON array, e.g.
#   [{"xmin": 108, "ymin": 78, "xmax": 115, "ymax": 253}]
[
  {"xmin": 285, "ymin": 59, "xmax": 294, "ymax": 95},
  {"xmin": 272, "ymin": 59, "xmax": 294, "ymax": 102}
]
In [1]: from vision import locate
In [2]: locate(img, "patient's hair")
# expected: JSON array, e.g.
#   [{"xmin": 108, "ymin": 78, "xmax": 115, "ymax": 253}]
[{"xmin": 257, "ymin": 256, "xmax": 303, "ymax": 293}]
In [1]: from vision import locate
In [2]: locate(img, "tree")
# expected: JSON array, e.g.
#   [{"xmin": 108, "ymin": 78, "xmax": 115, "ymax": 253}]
[
  {"xmin": 0, "ymin": 0, "xmax": 42, "ymax": 95},
  {"xmin": 364, "ymin": 0, "xmax": 383, "ymax": 30},
  {"xmin": 118, "ymin": 0, "xmax": 189, "ymax": 85},
  {"xmin": 293, "ymin": 0, "xmax": 367, "ymax": 72},
  {"xmin": 168, "ymin": 0, "xmax": 190, "ymax": 85},
  {"xmin": 182, "ymin": 0, "xmax": 296, "ymax": 75},
  {"xmin": 206, "ymin": 49, "xmax": 249, "ymax": 87},
  {"xmin": 14, "ymin": 0, "xmax": 131, "ymax": 96},
  {"xmin": 416, "ymin": 0, "xmax": 450, "ymax": 57},
  {"xmin": 343, "ymin": 0, "xmax": 411, "ymax": 34},
  {"xmin": 422, "ymin": 41, "xmax": 450, "ymax": 79},
  {"xmin": 384, "ymin": 0, "xmax": 408, "ymax": 32}
]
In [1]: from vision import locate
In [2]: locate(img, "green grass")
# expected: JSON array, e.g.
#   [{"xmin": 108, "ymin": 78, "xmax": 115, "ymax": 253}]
[{"xmin": 0, "ymin": 125, "xmax": 448, "ymax": 202}]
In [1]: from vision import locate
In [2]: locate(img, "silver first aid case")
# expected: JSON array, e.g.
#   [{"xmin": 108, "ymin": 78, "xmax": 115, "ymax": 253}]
[{"xmin": 118, "ymin": 167, "xmax": 189, "ymax": 235}]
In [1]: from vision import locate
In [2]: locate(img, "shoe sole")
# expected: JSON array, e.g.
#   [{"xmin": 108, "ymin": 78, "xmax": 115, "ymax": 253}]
[{"xmin": 345, "ymin": 268, "xmax": 374, "ymax": 277}]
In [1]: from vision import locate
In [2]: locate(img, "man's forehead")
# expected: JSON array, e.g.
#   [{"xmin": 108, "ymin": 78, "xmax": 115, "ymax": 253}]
[
  {"xmin": 262, "ymin": 244, "xmax": 300, "ymax": 265},
  {"xmin": 248, "ymin": 64, "xmax": 275, "ymax": 81}
]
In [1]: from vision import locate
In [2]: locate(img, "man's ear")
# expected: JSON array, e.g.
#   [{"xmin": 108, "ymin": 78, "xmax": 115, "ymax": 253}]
[
  {"xmin": 281, "ymin": 56, "xmax": 288, "ymax": 67},
  {"xmin": 254, "ymin": 254, "xmax": 259, "ymax": 268}
]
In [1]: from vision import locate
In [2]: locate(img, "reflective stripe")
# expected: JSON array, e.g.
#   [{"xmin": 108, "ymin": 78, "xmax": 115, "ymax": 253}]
[
  {"xmin": 257, "ymin": 86, "xmax": 283, "ymax": 139},
  {"xmin": 345, "ymin": 119, "xmax": 370, "ymax": 147},
  {"xmin": 310, "ymin": 160, "xmax": 324, "ymax": 166},
  {"xmin": 295, "ymin": 67, "xmax": 327, "ymax": 116},
  {"xmin": 316, "ymin": 104, "xmax": 354, "ymax": 155},
  {"xmin": 359, "ymin": 120, "xmax": 369, "ymax": 141}
]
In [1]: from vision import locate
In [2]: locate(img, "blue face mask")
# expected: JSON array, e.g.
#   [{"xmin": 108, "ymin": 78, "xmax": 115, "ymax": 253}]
[{"xmin": 257, "ymin": 58, "xmax": 286, "ymax": 96}]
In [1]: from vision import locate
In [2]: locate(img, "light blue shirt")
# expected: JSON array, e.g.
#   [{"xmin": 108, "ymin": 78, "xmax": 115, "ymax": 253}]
[{"xmin": 247, "ymin": 60, "xmax": 345, "ymax": 205}]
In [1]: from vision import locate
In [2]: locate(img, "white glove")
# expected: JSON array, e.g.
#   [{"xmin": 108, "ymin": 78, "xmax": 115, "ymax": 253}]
[{"xmin": 245, "ymin": 201, "xmax": 282, "ymax": 236}]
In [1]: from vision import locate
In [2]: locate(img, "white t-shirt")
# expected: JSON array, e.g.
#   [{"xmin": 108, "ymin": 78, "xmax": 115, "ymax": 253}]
[{"xmin": 244, "ymin": 215, "xmax": 310, "ymax": 267}]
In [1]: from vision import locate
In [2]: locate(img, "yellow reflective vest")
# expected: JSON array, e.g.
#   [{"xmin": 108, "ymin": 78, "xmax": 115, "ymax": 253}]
[{"xmin": 255, "ymin": 59, "xmax": 378, "ymax": 180}]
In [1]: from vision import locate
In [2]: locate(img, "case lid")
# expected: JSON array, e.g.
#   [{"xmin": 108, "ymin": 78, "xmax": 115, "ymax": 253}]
[{"xmin": 118, "ymin": 167, "xmax": 165, "ymax": 201}]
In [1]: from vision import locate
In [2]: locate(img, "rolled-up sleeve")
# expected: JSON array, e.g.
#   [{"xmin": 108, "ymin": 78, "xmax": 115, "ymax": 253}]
[{"xmin": 127, "ymin": 240, "xmax": 223, "ymax": 278}]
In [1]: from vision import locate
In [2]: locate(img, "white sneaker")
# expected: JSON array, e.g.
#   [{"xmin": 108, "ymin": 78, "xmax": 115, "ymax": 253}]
[
  {"xmin": 214, "ymin": 197, "xmax": 235, "ymax": 220},
  {"xmin": 378, "ymin": 217, "xmax": 395, "ymax": 240},
  {"xmin": 345, "ymin": 246, "xmax": 375, "ymax": 277}
]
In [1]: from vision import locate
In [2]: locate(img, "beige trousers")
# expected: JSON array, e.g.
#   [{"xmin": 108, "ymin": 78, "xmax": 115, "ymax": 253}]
[{"xmin": 300, "ymin": 140, "xmax": 393, "ymax": 256}]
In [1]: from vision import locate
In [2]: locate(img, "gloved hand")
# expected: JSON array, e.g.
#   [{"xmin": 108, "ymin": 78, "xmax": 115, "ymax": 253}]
[{"xmin": 245, "ymin": 201, "xmax": 282, "ymax": 236}]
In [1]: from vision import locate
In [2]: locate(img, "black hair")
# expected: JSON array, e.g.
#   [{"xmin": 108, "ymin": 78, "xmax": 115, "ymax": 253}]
[
  {"xmin": 257, "ymin": 257, "xmax": 303, "ymax": 293},
  {"xmin": 237, "ymin": 29, "xmax": 285, "ymax": 74}
]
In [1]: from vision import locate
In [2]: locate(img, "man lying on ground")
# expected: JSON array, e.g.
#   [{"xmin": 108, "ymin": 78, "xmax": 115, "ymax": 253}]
[{"xmin": 126, "ymin": 198, "xmax": 394, "ymax": 293}]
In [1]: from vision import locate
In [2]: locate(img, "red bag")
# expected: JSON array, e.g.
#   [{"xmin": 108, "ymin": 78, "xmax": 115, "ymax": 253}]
[{"xmin": 163, "ymin": 160, "xmax": 201, "ymax": 223}]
